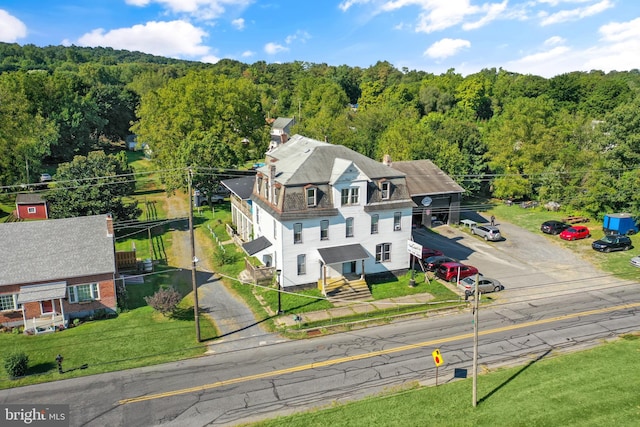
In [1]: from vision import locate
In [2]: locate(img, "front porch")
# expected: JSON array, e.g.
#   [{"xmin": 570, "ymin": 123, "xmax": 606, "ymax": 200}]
[
  {"xmin": 25, "ymin": 313, "xmax": 67, "ymax": 334},
  {"xmin": 17, "ymin": 282, "xmax": 68, "ymax": 334}
]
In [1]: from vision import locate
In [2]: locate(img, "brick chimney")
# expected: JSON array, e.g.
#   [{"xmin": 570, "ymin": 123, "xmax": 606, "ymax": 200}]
[
  {"xmin": 269, "ymin": 164, "xmax": 276, "ymax": 203},
  {"xmin": 383, "ymin": 154, "xmax": 392, "ymax": 167},
  {"xmin": 106, "ymin": 213, "xmax": 114, "ymax": 237}
]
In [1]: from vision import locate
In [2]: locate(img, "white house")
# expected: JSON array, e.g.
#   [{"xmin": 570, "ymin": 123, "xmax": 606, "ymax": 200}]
[{"xmin": 244, "ymin": 135, "xmax": 415, "ymax": 289}]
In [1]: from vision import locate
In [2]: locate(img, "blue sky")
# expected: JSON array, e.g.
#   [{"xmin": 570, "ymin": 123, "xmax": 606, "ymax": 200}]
[{"xmin": 1, "ymin": 1, "xmax": 638, "ymax": 77}]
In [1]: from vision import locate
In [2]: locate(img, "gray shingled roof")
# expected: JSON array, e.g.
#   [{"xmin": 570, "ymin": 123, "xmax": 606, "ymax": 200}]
[
  {"xmin": 0, "ymin": 215, "xmax": 116, "ymax": 287},
  {"xmin": 391, "ymin": 160, "xmax": 465, "ymax": 196},
  {"xmin": 262, "ymin": 135, "xmax": 406, "ymax": 186},
  {"xmin": 271, "ymin": 117, "xmax": 295, "ymax": 130},
  {"xmin": 222, "ymin": 176, "xmax": 255, "ymax": 200},
  {"xmin": 17, "ymin": 282, "xmax": 67, "ymax": 303},
  {"xmin": 15, "ymin": 193, "xmax": 46, "ymax": 205}
]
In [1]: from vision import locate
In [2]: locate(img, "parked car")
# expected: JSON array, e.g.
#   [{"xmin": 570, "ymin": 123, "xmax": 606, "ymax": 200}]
[
  {"xmin": 39, "ymin": 173, "xmax": 52, "ymax": 183},
  {"xmin": 559, "ymin": 225, "xmax": 590, "ymax": 241},
  {"xmin": 458, "ymin": 276, "xmax": 504, "ymax": 296},
  {"xmin": 436, "ymin": 262, "xmax": 479, "ymax": 282},
  {"xmin": 541, "ymin": 220, "xmax": 570, "ymax": 235},
  {"xmin": 421, "ymin": 247, "xmax": 444, "ymax": 259},
  {"xmin": 423, "ymin": 255, "xmax": 456, "ymax": 272},
  {"xmin": 591, "ymin": 234, "xmax": 632, "ymax": 252},
  {"xmin": 630, "ymin": 255, "xmax": 640, "ymax": 268},
  {"xmin": 470, "ymin": 224, "xmax": 502, "ymax": 241}
]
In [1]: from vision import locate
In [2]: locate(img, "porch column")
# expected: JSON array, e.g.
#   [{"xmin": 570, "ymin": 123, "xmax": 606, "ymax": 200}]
[
  {"xmin": 21, "ymin": 305, "xmax": 27, "ymax": 332},
  {"xmin": 322, "ymin": 263, "xmax": 327, "ymax": 296},
  {"xmin": 360, "ymin": 259, "xmax": 365, "ymax": 280},
  {"xmin": 59, "ymin": 297, "xmax": 66, "ymax": 327}
]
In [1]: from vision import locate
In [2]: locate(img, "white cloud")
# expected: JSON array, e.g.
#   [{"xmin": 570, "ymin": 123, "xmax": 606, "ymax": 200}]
[
  {"xmin": 241, "ymin": 50, "xmax": 254, "ymax": 57},
  {"xmin": 505, "ymin": 16, "xmax": 640, "ymax": 77},
  {"xmin": 125, "ymin": 0, "xmax": 252, "ymax": 21},
  {"xmin": 540, "ymin": 0, "xmax": 613, "ymax": 26},
  {"xmin": 264, "ymin": 42, "xmax": 288, "ymax": 54},
  {"xmin": 424, "ymin": 38, "xmax": 471, "ymax": 59},
  {"xmin": 285, "ymin": 30, "xmax": 311, "ymax": 45},
  {"xmin": 338, "ymin": 0, "xmax": 372, "ymax": 12},
  {"xmin": 200, "ymin": 54, "xmax": 220, "ymax": 63},
  {"xmin": 463, "ymin": 0, "xmax": 508, "ymax": 30},
  {"xmin": 231, "ymin": 18, "xmax": 245, "ymax": 29},
  {"xmin": 0, "ymin": 9, "xmax": 27, "ymax": 42},
  {"xmin": 76, "ymin": 20, "xmax": 210, "ymax": 58}
]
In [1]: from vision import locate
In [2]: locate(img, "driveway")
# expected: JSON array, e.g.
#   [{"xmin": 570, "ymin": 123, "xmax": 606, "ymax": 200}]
[{"xmin": 412, "ymin": 219, "xmax": 627, "ymax": 300}]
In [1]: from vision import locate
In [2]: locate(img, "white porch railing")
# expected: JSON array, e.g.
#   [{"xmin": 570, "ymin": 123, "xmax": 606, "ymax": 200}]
[{"xmin": 27, "ymin": 313, "xmax": 67, "ymax": 334}]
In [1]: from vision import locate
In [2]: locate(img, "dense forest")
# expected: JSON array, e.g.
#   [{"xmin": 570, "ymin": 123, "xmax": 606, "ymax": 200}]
[{"xmin": 1, "ymin": 42, "xmax": 640, "ymax": 220}]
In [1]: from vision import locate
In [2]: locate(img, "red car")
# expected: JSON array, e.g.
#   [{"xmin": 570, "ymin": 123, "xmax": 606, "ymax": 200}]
[
  {"xmin": 436, "ymin": 262, "xmax": 479, "ymax": 283},
  {"xmin": 421, "ymin": 247, "xmax": 444, "ymax": 259},
  {"xmin": 559, "ymin": 225, "xmax": 591, "ymax": 241}
]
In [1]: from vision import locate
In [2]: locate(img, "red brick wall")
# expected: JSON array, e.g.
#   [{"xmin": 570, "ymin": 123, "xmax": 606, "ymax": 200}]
[{"xmin": 0, "ymin": 274, "xmax": 117, "ymax": 326}]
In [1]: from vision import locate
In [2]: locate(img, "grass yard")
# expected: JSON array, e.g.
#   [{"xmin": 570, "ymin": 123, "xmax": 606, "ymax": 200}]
[
  {"xmin": 252, "ymin": 334, "xmax": 640, "ymax": 427},
  {"xmin": 0, "ymin": 303, "xmax": 216, "ymax": 390}
]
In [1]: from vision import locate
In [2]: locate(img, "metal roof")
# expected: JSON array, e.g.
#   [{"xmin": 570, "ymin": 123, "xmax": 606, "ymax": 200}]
[
  {"xmin": 17, "ymin": 282, "xmax": 67, "ymax": 303},
  {"xmin": 222, "ymin": 176, "xmax": 255, "ymax": 200},
  {"xmin": 15, "ymin": 193, "xmax": 46, "ymax": 205},
  {"xmin": 0, "ymin": 214, "xmax": 115, "ymax": 287}
]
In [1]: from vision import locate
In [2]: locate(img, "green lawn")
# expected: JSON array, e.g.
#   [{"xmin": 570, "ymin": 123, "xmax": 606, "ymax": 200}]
[
  {"xmin": 252, "ymin": 334, "xmax": 640, "ymax": 427},
  {"xmin": 0, "ymin": 304, "xmax": 216, "ymax": 390}
]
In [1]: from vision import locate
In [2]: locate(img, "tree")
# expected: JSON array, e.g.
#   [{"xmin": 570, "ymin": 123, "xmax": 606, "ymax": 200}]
[
  {"xmin": 144, "ymin": 287, "xmax": 182, "ymax": 316},
  {"xmin": 132, "ymin": 70, "xmax": 268, "ymax": 193},
  {"xmin": 44, "ymin": 151, "xmax": 141, "ymax": 221}
]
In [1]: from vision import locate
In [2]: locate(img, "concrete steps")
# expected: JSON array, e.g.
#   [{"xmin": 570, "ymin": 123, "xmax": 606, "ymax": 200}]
[{"xmin": 324, "ymin": 277, "xmax": 372, "ymax": 302}]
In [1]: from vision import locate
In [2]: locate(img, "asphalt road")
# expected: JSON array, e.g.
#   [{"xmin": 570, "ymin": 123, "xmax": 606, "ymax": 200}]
[{"xmin": 1, "ymin": 283, "xmax": 639, "ymax": 426}]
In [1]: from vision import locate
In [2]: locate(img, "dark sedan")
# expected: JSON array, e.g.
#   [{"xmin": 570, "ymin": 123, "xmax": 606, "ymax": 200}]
[
  {"xmin": 423, "ymin": 255, "xmax": 456, "ymax": 272},
  {"xmin": 541, "ymin": 220, "xmax": 570, "ymax": 235}
]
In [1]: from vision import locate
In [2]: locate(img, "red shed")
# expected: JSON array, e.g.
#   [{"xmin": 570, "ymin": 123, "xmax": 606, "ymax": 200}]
[{"xmin": 15, "ymin": 193, "xmax": 49, "ymax": 220}]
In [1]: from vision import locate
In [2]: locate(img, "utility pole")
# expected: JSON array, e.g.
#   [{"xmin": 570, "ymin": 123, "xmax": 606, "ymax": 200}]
[
  {"xmin": 188, "ymin": 168, "xmax": 201, "ymax": 342},
  {"xmin": 472, "ymin": 273, "xmax": 479, "ymax": 407}
]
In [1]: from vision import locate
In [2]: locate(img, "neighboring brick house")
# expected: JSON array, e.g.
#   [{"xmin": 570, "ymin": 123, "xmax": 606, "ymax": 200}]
[
  {"xmin": 245, "ymin": 134, "xmax": 415, "ymax": 289},
  {"xmin": 15, "ymin": 193, "xmax": 49, "ymax": 220},
  {"xmin": 0, "ymin": 214, "xmax": 118, "ymax": 332}
]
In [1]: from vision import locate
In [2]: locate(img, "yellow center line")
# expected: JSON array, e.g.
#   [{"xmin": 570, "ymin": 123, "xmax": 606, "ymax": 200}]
[{"xmin": 119, "ymin": 301, "xmax": 640, "ymax": 405}]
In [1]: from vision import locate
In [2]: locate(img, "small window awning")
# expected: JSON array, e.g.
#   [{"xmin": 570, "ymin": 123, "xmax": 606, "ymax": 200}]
[
  {"xmin": 17, "ymin": 282, "xmax": 67, "ymax": 304},
  {"xmin": 317, "ymin": 243, "xmax": 369, "ymax": 265}
]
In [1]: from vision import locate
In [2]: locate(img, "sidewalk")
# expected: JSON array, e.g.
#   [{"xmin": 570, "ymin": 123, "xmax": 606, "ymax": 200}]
[{"xmin": 274, "ymin": 286, "xmax": 464, "ymax": 328}]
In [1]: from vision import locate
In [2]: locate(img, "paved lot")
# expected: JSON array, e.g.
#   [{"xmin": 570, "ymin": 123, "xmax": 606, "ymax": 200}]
[{"xmin": 412, "ymin": 219, "xmax": 625, "ymax": 299}]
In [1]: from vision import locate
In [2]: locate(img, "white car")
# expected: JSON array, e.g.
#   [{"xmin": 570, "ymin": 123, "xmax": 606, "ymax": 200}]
[
  {"xmin": 471, "ymin": 224, "xmax": 502, "ymax": 241},
  {"xmin": 630, "ymin": 255, "xmax": 640, "ymax": 268}
]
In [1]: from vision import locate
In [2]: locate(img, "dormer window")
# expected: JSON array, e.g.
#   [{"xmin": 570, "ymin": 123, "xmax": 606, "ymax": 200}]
[
  {"xmin": 381, "ymin": 181, "xmax": 390, "ymax": 200},
  {"xmin": 306, "ymin": 187, "xmax": 317, "ymax": 207},
  {"xmin": 341, "ymin": 187, "xmax": 359, "ymax": 205}
]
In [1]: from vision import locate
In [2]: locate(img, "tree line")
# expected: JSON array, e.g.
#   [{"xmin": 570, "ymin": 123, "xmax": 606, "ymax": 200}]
[{"xmin": 1, "ymin": 42, "xmax": 640, "ymax": 221}]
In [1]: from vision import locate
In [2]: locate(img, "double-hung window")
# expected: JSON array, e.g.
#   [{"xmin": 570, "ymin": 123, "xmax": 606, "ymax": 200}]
[
  {"xmin": 320, "ymin": 220, "xmax": 329, "ymax": 240},
  {"xmin": 394, "ymin": 212, "xmax": 402, "ymax": 231},
  {"xmin": 294, "ymin": 223, "xmax": 303, "ymax": 244},
  {"xmin": 346, "ymin": 217, "xmax": 354, "ymax": 238},
  {"xmin": 371, "ymin": 214, "xmax": 379, "ymax": 234},
  {"xmin": 306, "ymin": 187, "xmax": 317, "ymax": 207},
  {"xmin": 375, "ymin": 243, "xmax": 391, "ymax": 263},
  {"xmin": 68, "ymin": 283, "xmax": 100, "ymax": 303},
  {"xmin": 297, "ymin": 254, "xmax": 306, "ymax": 275},
  {"xmin": 381, "ymin": 182, "xmax": 390, "ymax": 200}
]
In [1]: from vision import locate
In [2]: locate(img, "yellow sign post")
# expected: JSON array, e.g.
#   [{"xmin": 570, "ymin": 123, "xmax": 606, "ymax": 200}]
[{"xmin": 432, "ymin": 349, "xmax": 444, "ymax": 386}]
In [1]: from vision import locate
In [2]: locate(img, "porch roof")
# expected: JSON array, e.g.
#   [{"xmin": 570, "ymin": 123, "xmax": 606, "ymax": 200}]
[
  {"xmin": 317, "ymin": 243, "xmax": 369, "ymax": 265},
  {"xmin": 17, "ymin": 282, "xmax": 67, "ymax": 304}
]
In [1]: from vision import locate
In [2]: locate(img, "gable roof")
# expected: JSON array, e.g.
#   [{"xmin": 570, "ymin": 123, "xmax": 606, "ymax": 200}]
[
  {"xmin": 0, "ymin": 214, "xmax": 115, "ymax": 287},
  {"xmin": 390, "ymin": 160, "xmax": 465, "ymax": 196},
  {"xmin": 271, "ymin": 117, "xmax": 295, "ymax": 130},
  {"xmin": 15, "ymin": 193, "xmax": 46, "ymax": 205},
  {"xmin": 262, "ymin": 134, "xmax": 405, "ymax": 186}
]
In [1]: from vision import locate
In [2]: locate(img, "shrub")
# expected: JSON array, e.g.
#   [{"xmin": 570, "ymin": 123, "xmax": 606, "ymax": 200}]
[
  {"xmin": 4, "ymin": 352, "xmax": 29, "ymax": 379},
  {"xmin": 144, "ymin": 287, "xmax": 182, "ymax": 316}
]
